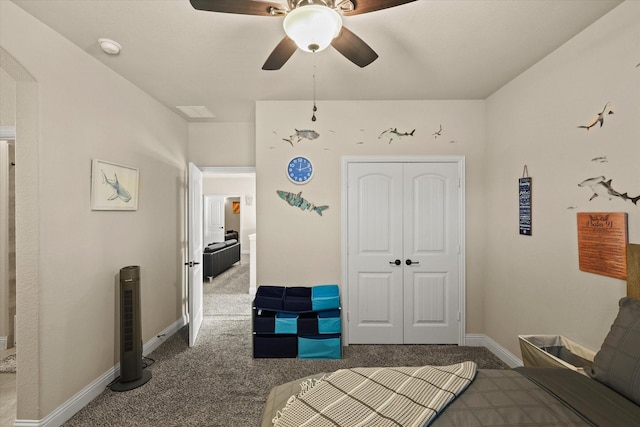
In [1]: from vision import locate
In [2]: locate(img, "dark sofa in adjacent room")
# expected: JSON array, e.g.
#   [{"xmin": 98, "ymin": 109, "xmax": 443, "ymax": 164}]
[{"xmin": 202, "ymin": 238, "xmax": 240, "ymax": 281}]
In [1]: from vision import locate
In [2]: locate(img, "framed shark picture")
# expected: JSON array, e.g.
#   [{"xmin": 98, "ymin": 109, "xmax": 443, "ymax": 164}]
[{"xmin": 91, "ymin": 159, "xmax": 139, "ymax": 211}]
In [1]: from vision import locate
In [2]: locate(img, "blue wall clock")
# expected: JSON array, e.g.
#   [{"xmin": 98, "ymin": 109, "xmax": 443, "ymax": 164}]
[{"xmin": 287, "ymin": 156, "xmax": 314, "ymax": 184}]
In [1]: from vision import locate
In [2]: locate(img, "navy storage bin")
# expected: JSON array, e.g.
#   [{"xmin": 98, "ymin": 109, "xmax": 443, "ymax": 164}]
[
  {"xmin": 298, "ymin": 312, "xmax": 319, "ymax": 335},
  {"xmin": 253, "ymin": 310, "xmax": 276, "ymax": 333},
  {"xmin": 318, "ymin": 309, "xmax": 341, "ymax": 334},
  {"xmin": 284, "ymin": 287, "xmax": 312, "ymax": 312},
  {"xmin": 254, "ymin": 286, "xmax": 285, "ymax": 310},
  {"xmin": 275, "ymin": 312, "xmax": 298, "ymax": 334},
  {"xmin": 298, "ymin": 334, "xmax": 341, "ymax": 359},
  {"xmin": 253, "ymin": 334, "xmax": 297, "ymax": 358},
  {"xmin": 312, "ymin": 285, "xmax": 340, "ymax": 311}
]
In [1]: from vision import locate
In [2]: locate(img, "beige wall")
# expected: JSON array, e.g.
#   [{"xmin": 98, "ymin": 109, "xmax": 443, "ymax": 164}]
[
  {"xmin": 1, "ymin": 1, "xmax": 188, "ymax": 421},
  {"xmin": 485, "ymin": 1, "xmax": 639, "ymax": 357},
  {"xmin": 0, "ymin": 67, "xmax": 16, "ymax": 126},
  {"xmin": 189, "ymin": 122, "xmax": 255, "ymax": 167},
  {"xmin": 256, "ymin": 100, "xmax": 487, "ymax": 335}
]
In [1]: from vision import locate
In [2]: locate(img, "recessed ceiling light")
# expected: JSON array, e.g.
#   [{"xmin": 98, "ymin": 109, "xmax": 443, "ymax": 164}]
[
  {"xmin": 98, "ymin": 38, "xmax": 121, "ymax": 55},
  {"xmin": 176, "ymin": 106, "xmax": 216, "ymax": 119}
]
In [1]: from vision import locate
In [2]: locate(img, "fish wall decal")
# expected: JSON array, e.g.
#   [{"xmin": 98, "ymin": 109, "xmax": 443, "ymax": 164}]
[
  {"xmin": 578, "ymin": 102, "xmax": 614, "ymax": 131},
  {"xmin": 283, "ymin": 129, "xmax": 320, "ymax": 146},
  {"xmin": 101, "ymin": 170, "xmax": 131, "ymax": 202},
  {"xmin": 578, "ymin": 176, "xmax": 640, "ymax": 205},
  {"xmin": 277, "ymin": 190, "xmax": 329, "ymax": 216},
  {"xmin": 378, "ymin": 128, "xmax": 415, "ymax": 144}
]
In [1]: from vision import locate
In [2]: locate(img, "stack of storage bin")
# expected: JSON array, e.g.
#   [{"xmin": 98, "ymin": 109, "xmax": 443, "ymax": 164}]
[{"xmin": 253, "ymin": 285, "xmax": 341, "ymax": 359}]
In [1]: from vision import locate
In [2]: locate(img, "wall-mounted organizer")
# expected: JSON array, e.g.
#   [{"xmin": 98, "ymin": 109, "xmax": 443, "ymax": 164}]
[{"xmin": 252, "ymin": 285, "xmax": 341, "ymax": 359}]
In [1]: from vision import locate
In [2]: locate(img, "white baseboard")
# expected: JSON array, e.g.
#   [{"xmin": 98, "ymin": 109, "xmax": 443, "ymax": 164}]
[
  {"xmin": 466, "ymin": 333, "xmax": 523, "ymax": 368},
  {"xmin": 13, "ymin": 315, "xmax": 188, "ymax": 427}
]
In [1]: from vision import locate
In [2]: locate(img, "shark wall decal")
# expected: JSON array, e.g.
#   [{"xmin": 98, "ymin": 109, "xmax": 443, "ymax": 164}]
[
  {"xmin": 578, "ymin": 102, "xmax": 614, "ymax": 131},
  {"xmin": 283, "ymin": 129, "xmax": 320, "ymax": 147},
  {"xmin": 378, "ymin": 128, "xmax": 415, "ymax": 144},
  {"xmin": 578, "ymin": 176, "xmax": 639, "ymax": 205},
  {"xmin": 277, "ymin": 190, "xmax": 328, "ymax": 216}
]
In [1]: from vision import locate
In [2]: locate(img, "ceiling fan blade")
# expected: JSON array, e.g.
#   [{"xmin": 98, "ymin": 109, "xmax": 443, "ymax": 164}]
[
  {"xmin": 262, "ymin": 37, "xmax": 298, "ymax": 70},
  {"xmin": 189, "ymin": 0, "xmax": 285, "ymax": 16},
  {"xmin": 331, "ymin": 27, "xmax": 378, "ymax": 68},
  {"xmin": 342, "ymin": 0, "xmax": 417, "ymax": 16}
]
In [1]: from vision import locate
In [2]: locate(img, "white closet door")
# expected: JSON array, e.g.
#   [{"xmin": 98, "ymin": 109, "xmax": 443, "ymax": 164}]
[
  {"xmin": 347, "ymin": 162, "xmax": 461, "ymax": 345},
  {"xmin": 347, "ymin": 163, "xmax": 404, "ymax": 344},
  {"xmin": 402, "ymin": 162, "xmax": 460, "ymax": 344}
]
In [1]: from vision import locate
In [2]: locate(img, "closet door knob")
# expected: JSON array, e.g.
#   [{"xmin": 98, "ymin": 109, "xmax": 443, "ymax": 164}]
[
  {"xmin": 405, "ymin": 259, "xmax": 419, "ymax": 266},
  {"xmin": 389, "ymin": 259, "xmax": 401, "ymax": 266}
]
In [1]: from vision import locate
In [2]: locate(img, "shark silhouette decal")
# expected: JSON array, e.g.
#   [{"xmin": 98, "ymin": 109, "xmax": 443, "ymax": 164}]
[
  {"xmin": 378, "ymin": 128, "xmax": 415, "ymax": 144},
  {"xmin": 578, "ymin": 102, "xmax": 614, "ymax": 131},
  {"xmin": 578, "ymin": 176, "xmax": 639, "ymax": 205},
  {"xmin": 102, "ymin": 170, "xmax": 132, "ymax": 203},
  {"xmin": 283, "ymin": 129, "xmax": 320, "ymax": 147},
  {"xmin": 277, "ymin": 190, "xmax": 328, "ymax": 216}
]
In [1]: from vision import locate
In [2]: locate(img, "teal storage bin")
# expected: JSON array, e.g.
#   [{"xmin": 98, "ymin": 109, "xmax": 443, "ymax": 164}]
[
  {"xmin": 298, "ymin": 334, "xmax": 341, "ymax": 359},
  {"xmin": 275, "ymin": 312, "xmax": 298, "ymax": 334},
  {"xmin": 318, "ymin": 309, "xmax": 341, "ymax": 334},
  {"xmin": 311, "ymin": 284, "xmax": 340, "ymax": 311}
]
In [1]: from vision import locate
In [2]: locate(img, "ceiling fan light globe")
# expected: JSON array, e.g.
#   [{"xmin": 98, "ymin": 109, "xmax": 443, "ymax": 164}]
[{"xmin": 283, "ymin": 5, "xmax": 342, "ymax": 53}]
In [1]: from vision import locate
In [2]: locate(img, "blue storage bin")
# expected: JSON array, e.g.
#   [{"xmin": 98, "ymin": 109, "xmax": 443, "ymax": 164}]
[
  {"xmin": 254, "ymin": 286, "xmax": 285, "ymax": 310},
  {"xmin": 284, "ymin": 287, "xmax": 312, "ymax": 311},
  {"xmin": 311, "ymin": 285, "xmax": 340, "ymax": 311},
  {"xmin": 253, "ymin": 310, "xmax": 276, "ymax": 333},
  {"xmin": 253, "ymin": 334, "xmax": 297, "ymax": 358},
  {"xmin": 298, "ymin": 334, "xmax": 341, "ymax": 359},
  {"xmin": 318, "ymin": 309, "xmax": 341, "ymax": 334},
  {"xmin": 298, "ymin": 312, "xmax": 319, "ymax": 335},
  {"xmin": 275, "ymin": 312, "xmax": 298, "ymax": 334}
]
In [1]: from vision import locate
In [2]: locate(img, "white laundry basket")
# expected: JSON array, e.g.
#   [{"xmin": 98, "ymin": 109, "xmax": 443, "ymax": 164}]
[{"xmin": 518, "ymin": 334, "xmax": 596, "ymax": 375}]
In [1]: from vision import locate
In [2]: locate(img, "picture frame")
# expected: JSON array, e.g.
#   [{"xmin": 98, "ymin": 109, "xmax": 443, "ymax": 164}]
[
  {"xmin": 232, "ymin": 201, "xmax": 240, "ymax": 214},
  {"xmin": 91, "ymin": 159, "xmax": 139, "ymax": 211}
]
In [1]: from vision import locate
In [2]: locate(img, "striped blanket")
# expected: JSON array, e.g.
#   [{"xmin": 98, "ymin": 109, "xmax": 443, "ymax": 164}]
[{"xmin": 272, "ymin": 361, "xmax": 477, "ymax": 427}]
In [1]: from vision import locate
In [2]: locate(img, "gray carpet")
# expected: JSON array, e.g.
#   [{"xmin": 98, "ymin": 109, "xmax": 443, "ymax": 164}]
[
  {"xmin": 0, "ymin": 353, "xmax": 16, "ymax": 373},
  {"xmin": 63, "ymin": 264, "xmax": 508, "ymax": 427}
]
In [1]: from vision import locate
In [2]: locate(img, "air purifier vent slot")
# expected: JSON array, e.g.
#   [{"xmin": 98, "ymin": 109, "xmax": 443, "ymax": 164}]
[{"xmin": 123, "ymin": 289, "xmax": 134, "ymax": 352}]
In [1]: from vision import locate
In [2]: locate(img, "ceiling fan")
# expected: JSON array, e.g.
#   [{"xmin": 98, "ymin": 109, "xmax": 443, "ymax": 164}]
[{"xmin": 189, "ymin": 0, "xmax": 417, "ymax": 70}]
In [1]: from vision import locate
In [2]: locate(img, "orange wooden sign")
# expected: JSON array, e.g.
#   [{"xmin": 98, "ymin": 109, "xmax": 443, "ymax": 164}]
[{"xmin": 577, "ymin": 212, "xmax": 628, "ymax": 280}]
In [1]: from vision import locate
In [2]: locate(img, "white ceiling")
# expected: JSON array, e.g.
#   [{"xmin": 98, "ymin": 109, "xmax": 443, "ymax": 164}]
[{"xmin": 11, "ymin": 0, "xmax": 623, "ymax": 122}]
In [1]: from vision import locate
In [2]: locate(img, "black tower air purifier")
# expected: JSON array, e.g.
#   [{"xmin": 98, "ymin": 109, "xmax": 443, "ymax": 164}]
[{"xmin": 110, "ymin": 265, "xmax": 152, "ymax": 392}]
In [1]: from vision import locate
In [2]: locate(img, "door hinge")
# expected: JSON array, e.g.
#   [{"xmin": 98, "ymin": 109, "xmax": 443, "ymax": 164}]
[{"xmin": 458, "ymin": 312, "xmax": 461, "ymax": 322}]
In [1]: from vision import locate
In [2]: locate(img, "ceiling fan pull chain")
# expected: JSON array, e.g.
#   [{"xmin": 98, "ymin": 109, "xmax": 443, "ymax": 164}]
[{"xmin": 312, "ymin": 64, "xmax": 318, "ymax": 122}]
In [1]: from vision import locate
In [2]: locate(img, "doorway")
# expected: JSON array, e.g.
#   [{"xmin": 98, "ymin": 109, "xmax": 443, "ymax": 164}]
[
  {"xmin": 343, "ymin": 157, "xmax": 466, "ymax": 345},
  {"xmin": 0, "ymin": 137, "xmax": 16, "ymax": 351}
]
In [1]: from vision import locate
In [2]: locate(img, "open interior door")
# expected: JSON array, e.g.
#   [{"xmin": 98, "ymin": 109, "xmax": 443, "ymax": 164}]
[{"xmin": 188, "ymin": 163, "xmax": 204, "ymax": 347}]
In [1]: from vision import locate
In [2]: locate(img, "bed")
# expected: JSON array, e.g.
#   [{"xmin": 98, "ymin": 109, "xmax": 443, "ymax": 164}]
[{"xmin": 260, "ymin": 246, "xmax": 640, "ymax": 426}]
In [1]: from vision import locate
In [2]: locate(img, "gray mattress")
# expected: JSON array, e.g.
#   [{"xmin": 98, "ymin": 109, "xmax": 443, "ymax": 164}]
[{"xmin": 261, "ymin": 368, "xmax": 640, "ymax": 427}]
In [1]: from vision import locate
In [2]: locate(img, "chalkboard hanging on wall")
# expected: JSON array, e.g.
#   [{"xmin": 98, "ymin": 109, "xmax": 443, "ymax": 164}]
[{"xmin": 519, "ymin": 166, "xmax": 532, "ymax": 236}]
